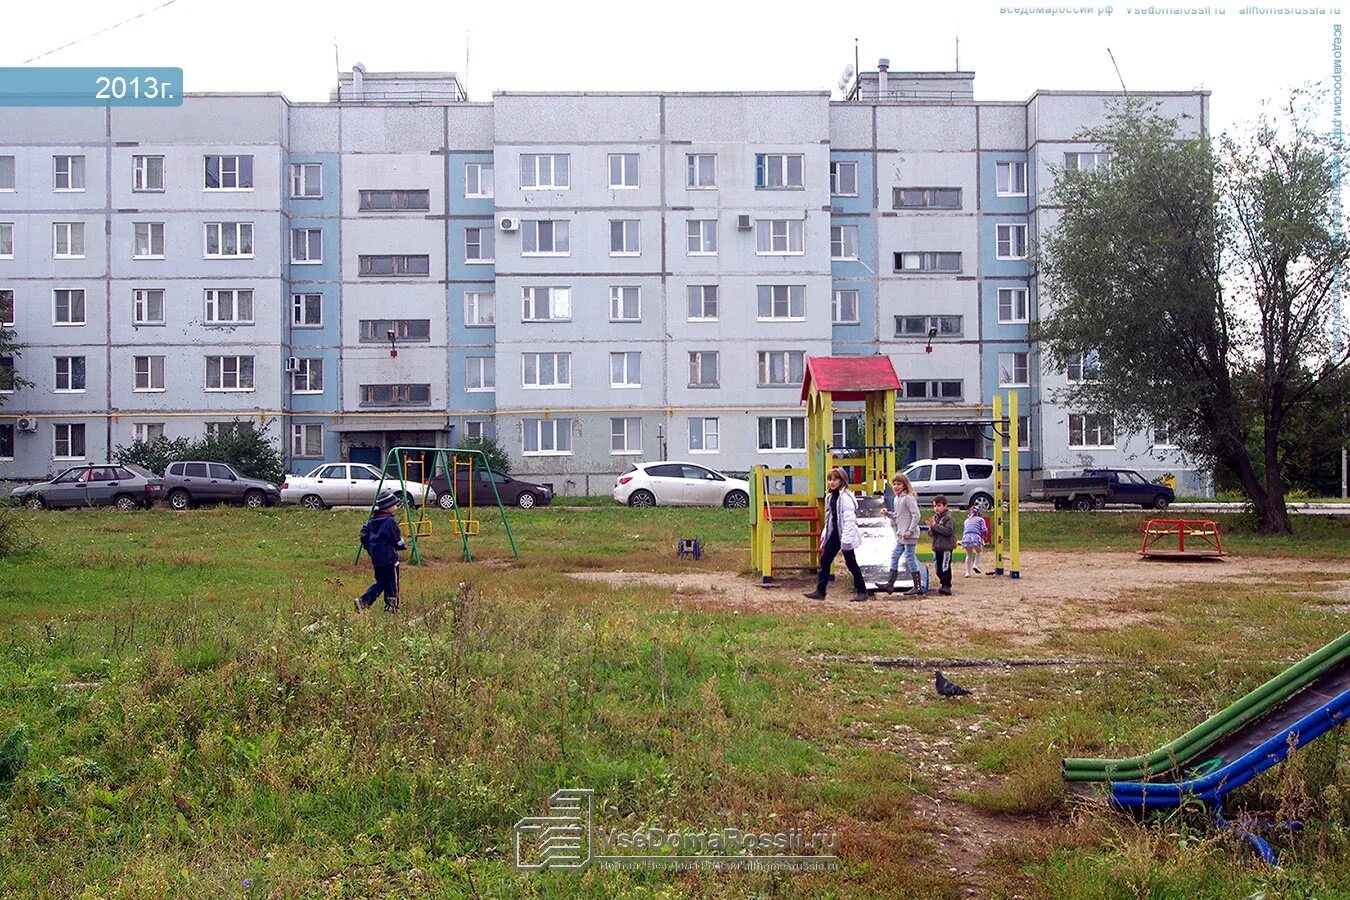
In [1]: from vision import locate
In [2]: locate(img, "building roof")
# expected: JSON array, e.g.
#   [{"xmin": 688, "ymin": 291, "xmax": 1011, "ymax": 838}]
[{"xmin": 800, "ymin": 356, "xmax": 901, "ymax": 402}]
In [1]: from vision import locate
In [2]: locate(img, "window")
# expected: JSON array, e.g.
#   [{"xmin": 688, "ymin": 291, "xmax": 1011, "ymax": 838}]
[
  {"xmin": 687, "ymin": 285, "xmax": 718, "ymax": 321},
  {"xmin": 134, "ymin": 155, "xmax": 165, "ymax": 192},
  {"xmin": 1065, "ymin": 152, "xmax": 1110, "ymax": 173},
  {"xmin": 291, "ymin": 358, "xmax": 323, "ymax": 393},
  {"xmin": 134, "ymin": 422, "xmax": 164, "ymax": 444},
  {"xmin": 54, "ymin": 289, "xmax": 86, "ymax": 325},
  {"xmin": 53, "ymin": 222, "xmax": 85, "ymax": 258},
  {"xmin": 757, "ymin": 350, "xmax": 805, "ymax": 386},
  {"xmin": 292, "ymin": 293, "xmax": 322, "ymax": 327},
  {"xmin": 608, "ymin": 153, "xmax": 638, "ymax": 188},
  {"xmin": 686, "ymin": 219, "xmax": 717, "ymax": 255},
  {"xmin": 465, "ymin": 356, "xmax": 495, "ymax": 392},
  {"xmin": 204, "ymin": 289, "xmax": 253, "ymax": 324},
  {"xmin": 204, "ymin": 154, "xmax": 253, "ymax": 190},
  {"xmin": 1151, "ymin": 421, "xmax": 1178, "ymax": 449},
  {"xmin": 523, "ymin": 418, "xmax": 572, "ymax": 455},
  {"xmin": 609, "ymin": 219, "xmax": 640, "ymax": 255},
  {"xmin": 900, "ymin": 380, "xmax": 963, "ymax": 401},
  {"xmin": 830, "ymin": 225, "xmax": 858, "ymax": 260},
  {"xmin": 206, "ymin": 355, "xmax": 254, "ymax": 391},
  {"xmin": 0, "ymin": 156, "xmax": 13, "ymax": 191},
  {"xmin": 132, "ymin": 355, "xmax": 165, "ymax": 391},
  {"xmin": 0, "ymin": 423, "xmax": 10, "ymax": 459},
  {"xmin": 292, "ymin": 423, "xmax": 323, "ymax": 457},
  {"xmin": 1005, "ymin": 416, "xmax": 1032, "ymax": 452},
  {"xmin": 996, "ymin": 224, "xmax": 1028, "ymax": 260},
  {"xmin": 1066, "ymin": 350, "xmax": 1100, "ymax": 383},
  {"xmin": 522, "ymin": 352, "xmax": 571, "ymax": 388},
  {"xmin": 520, "ymin": 153, "xmax": 569, "ymax": 189},
  {"xmin": 830, "ymin": 161, "xmax": 858, "ymax": 196},
  {"xmin": 359, "ymin": 254, "xmax": 430, "ymax": 277},
  {"xmin": 755, "ymin": 153, "xmax": 804, "ymax": 189},
  {"xmin": 465, "ymin": 162, "xmax": 494, "ymax": 198},
  {"xmin": 521, "ymin": 286, "xmax": 571, "ymax": 322},
  {"xmin": 204, "ymin": 222, "xmax": 254, "ymax": 258},
  {"xmin": 892, "ymin": 187, "xmax": 961, "ymax": 210},
  {"xmin": 894, "ymin": 251, "xmax": 961, "ymax": 273},
  {"xmin": 610, "ymin": 352, "xmax": 641, "ymax": 388},
  {"xmin": 758, "ymin": 416, "xmax": 805, "ymax": 451},
  {"xmin": 832, "ymin": 289, "xmax": 860, "ymax": 324},
  {"xmin": 0, "ymin": 356, "xmax": 13, "ymax": 392},
  {"xmin": 54, "ymin": 156, "xmax": 85, "ymax": 191},
  {"xmin": 360, "ymin": 384, "xmax": 431, "ymax": 406},
  {"xmin": 204, "ymin": 421, "xmax": 253, "ymax": 440},
  {"xmin": 55, "ymin": 356, "xmax": 86, "ymax": 392},
  {"xmin": 54, "ymin": 423, "xmax": 85, "ymax": 459},
  {"xmin": 358, "ymin": 319, "xmax": 431, "ymax": 342},
  {"xmin": 611, "ymin": 417, "xmax": 641, "ymax": 454},
  {"xmin": 465, "ymin": 291, "xmax": 495, "ymax": 326},
  {"xmin": 0, "ymin": 290, "xmax": 12, "ymax": 325},
  {"xmin": 358, "ymin": 190, "xmax": 430, "ymax": 211},
  {"xmin": 757, "ymin": 285, "xmax": 805, "ymax": 320},
  {"xmin": 1068, "ymin": 413, "xmax": 1115, "ymax": 448},
  {"xmin": 609, "ymin": 286, "xmax": 640, "ymax": 322},
  {"xmin": 463, "ymin": 226, "xmax": 495, "ymax": 263},
  {"xmin": 463, "ymin": 420, "xmax": 486, "ymax": 441},
  {"xmin": 291, "ymin": 228, "xmax": 322, "ymax": 264},
  {"xmin": 689, "ymin": 417, "xmax": 719, "ymax": 452},
  {"xmin": 998, "ymin": 287, "xmax": 1029, "ymax": 324},
  {"xmin": 686, "ymin": 153, "xmax": 716, "ymax": 189},
  {"xmin": 998, "ymin": 352, "xmax": 1030, "ymax": 387},
  {"xmin": 895, "ymin": 314, "xmax": 962, "ymax": 338},
  {"xmin": 689, "ymin": 351, "xmax": 719, "ymax": 387},
  {"xmin": 0, "ymin": 223, "xmax": 12, "ymax": 258},
  {"xmin": 522, "ymin": 219, "xmax": 569, "ymax": 255},
  {"xmin": 290, "ymin": 162, "xmax": 322, "ymax": 198},
  {"xmin": 996, "ymin": 161, "xmax": 1027, "ymax": 196},
  {"xmin": 755, "ymin": 219, "xmax": 804, "ymax": 254},
  {"xmin": 133, "ymin": 222, "xmax": 164, "ymax": 258}
]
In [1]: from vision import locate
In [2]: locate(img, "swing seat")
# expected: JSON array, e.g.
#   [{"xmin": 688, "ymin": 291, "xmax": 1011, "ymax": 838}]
[
  {"xmin": 451, "ymin": 519, "xmax": 480, "ymax": 536},
  {"xmin": 400, "ymin": 520, "xmax": 434, "ymax": 538}
]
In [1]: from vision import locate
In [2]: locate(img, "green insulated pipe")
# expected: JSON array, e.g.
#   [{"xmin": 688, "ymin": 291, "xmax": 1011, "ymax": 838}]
[{"xmin": 1063, "ymin": 631, "xmax": 1350, "ymax": 783}]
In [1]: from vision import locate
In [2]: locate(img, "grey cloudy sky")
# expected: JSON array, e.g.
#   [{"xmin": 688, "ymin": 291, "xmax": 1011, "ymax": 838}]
[{"xmin": 5, "ymin": 0, "xmax": 1343, "ymax": 132}]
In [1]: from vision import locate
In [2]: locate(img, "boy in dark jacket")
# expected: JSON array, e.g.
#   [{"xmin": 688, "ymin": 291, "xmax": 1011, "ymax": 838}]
[
  {"xmin": 927, "ymin": 495, "xmax": 957, "ymax": 596},
  {"xmin": 357, "ymin": 492, "xmax": 407, "ymax": 613}
]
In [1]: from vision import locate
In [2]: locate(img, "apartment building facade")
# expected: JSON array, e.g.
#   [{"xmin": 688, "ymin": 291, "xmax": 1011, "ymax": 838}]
[{"xmin": 0, "ymin": 68, "xmax": 1210, "ymax": 494}]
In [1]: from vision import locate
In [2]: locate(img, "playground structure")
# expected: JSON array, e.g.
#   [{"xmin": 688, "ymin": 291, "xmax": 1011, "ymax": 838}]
[
  {"xmin": 1140, "ymin": 518, "xmax": 1225, "ymax": 559},
  {"xmin": 749, "ymin": 356, "xmax": 1021, "ymax": 588},
  {"xmin": 353, "ymin": 446, "xmax": 519, "ymax": 566},
  {"xmin": 1063, "ymin": 631, "xmax": 1350, "ymax": 865}
]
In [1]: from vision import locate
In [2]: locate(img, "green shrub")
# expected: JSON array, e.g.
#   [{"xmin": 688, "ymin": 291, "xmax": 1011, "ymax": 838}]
[{"xmin": 113, "ymin": 420, "xmax": 284, "ymax": 482}]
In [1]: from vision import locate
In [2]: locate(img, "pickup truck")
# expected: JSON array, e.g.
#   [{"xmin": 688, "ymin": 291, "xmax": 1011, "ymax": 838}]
[{"xmin": 1031, "ymin": 468, "xmax": 1174, "ymax": 511}]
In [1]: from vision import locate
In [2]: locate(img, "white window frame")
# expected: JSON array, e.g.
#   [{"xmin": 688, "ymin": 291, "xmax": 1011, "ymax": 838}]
[
  {"xmin": 290, "ymin": 162, "xmax": 322, "ymax": 198},
  {"xmin": 291, "ymin": 228, "xmax": 323, "ymax": 264},
  {"xmin": 53, "ymin": 423, "xmax": 86, "ymax": 460},
  {"xmin": 131, "ymin": 288, "xmax": 164, "ymax": 324},
  {"xmin": 757, "ymin": 350, "xmax": 805, "ymax": 386},
  {"xmin": 205, "ymin": 355, "xmax": 255, "ymax": 392},
  {"xmin": 0, "ymin": 222, "xmax": 13, "ymax": 258},
  {"xmin": 521, "ymin": 286, "xmax": 571, "ymax": 322},
  {"xmin": 757, "ymin": 416, "xmax": 806, "ymax": 452},
  {"xmin": 609, "ymin": 286, "xmax": 641, "ymax": 322},
  {"xmin": 465, "ymin": 226, "xmax": 495, "ymax": 263},
  {"xmin": 756, "ymin": 285, "xmax": 806, "ymax": 321},
  {"xmin": 463, "ymin": 420, "xmax": 486, "ymax": 441},
  {"xmin": 53, "ymin": 289, "xmax": 86, "ymax": 325},
  {"xmin": 895, "ymin": 314, "xmax": 963, "ymax": 339},
  {"xmin": 133, "ymin": 222, "xmax": 165, "ymax": 259},
  {"xmin": 522, "ymin": 219, "xmax": 570, "ymax": 256},
  {"xmin": 133, "ymin": 155, "xmax": 165, "ymax": 192},
  {"xmin": 1068, "ymin": 413, "xmax": 1115, "ymax": 449},
  {"xmin": 610, "ymin": 417, "xmax": 642, "ymax": 454},
  {"xmin": 689, "ymin": 417, "xmax": 719, "ymax": 453},
  {"xmin": 522, "ymin": 418, "xmax": 572, "ymax": 455},
  {"xmin": 203, "ymin": 289, "xmax": 254, "ymax": 325},
  {"xmin": 0, "ymin": 155, "xmax": 14, "ymax": 192},
  {"xmin": 53, "ymin": 222, "xmax": 85, "ymax": 259},
  {"xmin": 832, "ymin": 289, "xmax": 860, "ymax": 325},
  {"xmin": 609, "ymin": 351, "xmax": 641, "ymax": 388},
  {"xmin": 291, "ymin": 292, "xmax": 322, "ymax": 327},
  {"xmin": 292, "ymin": 423, "xmax": 323, "ymax": 457},
  {"xmin": 687, "ymin": 285, "xmax": 718, "ymax": 321},
  {"xmin": 830, "ymin": 160, "xmax": 858, "ymax": 197},
  {"xmin": 997, "ymin": 287, "xmax": 1029, "ymax": 324},
  {"xmin": 1066, "ymin": 350, "xmax": 1100, "ymax": 384},
  {"xmin": 133, "ymin": 422, "xmax": 165, "ymax": 444},
  {"xmin": 997, "ymin": 351, "xmax": 1030, "ymax": 387},
  {"xmin": 1151, "ymin": 422, "xmax": 1179, "ymax": 449},
  {"xmin": 203, "ymin": 222, "xmax": 254, "ymax": 259},
  {"xmin": 609, "ymin": 219, "xmax": 640, "ymax": 256},
  {"xmin": 608, "ymin": 153, "xmax": 639, "ymax": 189},
  {"xmin": 465, "ymin": 356, "xmax": 495, "ymax": 393},
  {"xmin": 520, "ymin": 153, "xmax": 570, "ymax": 190},
  {"xmin": 54, "ymin": 355, "xmax": 86, "ymax": 393},
  {"xmin": 204, "ymin": 154, "xmax": 253, "ymax": 191},
  {"xmin": 686, "ymin": 219, "xmax": 717, "ymax": 256},
  {"xmin": 996, "ymin": 160, "xmax": 1027, "ymax": 197},
  {"xmin": 755, "ymin": 153, "xmax": 805, "ymax": 189},
  {"xmin": 830, "ymin": 224, "xmax": 859, "ymax": 261},
  {"xmin": 996, "ymin": 223, "xmax": 1028, "ymax": 260},
  {"xmin": 688, "ymin": 351, "xmax": 719, "ymax": 387},
  {"xmin": 292, "ymin": 358, "xmax": 323, "ymax": 394},
  {"xmin": 133, "ymin": 355, "xmax": 165, "ymax": 392},
  {"xmin": 1065, "ymin": 152, "xmax": 1111, "ymax": 173},
  {"xmin": 54, "ymin": 155, "xmax": 85, "ymax": 192},
  {"xmin": 686, "ymin": 153, "xmax": 717, "ymax": 189},
  {"xmin": 1, "ymin": 289, "xmax": 14, "ymax": 326},
  {"xmin": 521, "ymin": 352, "xmax": 572, "ymax": 389},
  {"xmin": 464, "ymin": 162, "xmax": 494, "ymax": 198},
  {"xmin": 894, "ymin": 251, "xmax": 961, "ymax": 273},
  {"xmin": 900, "ymin": 380, "xmax": 964, "ymax": 402},
  {"xmin": 755, "ymin": 219, "xmax": 804, "ymax": 255},
  {"xmin": 1005, "ymin": 415, "xmax": 1032, "ymax": 453},
  {"xmin": 465, "ymin": 291, "xmax": 495, "ymax": 327}
]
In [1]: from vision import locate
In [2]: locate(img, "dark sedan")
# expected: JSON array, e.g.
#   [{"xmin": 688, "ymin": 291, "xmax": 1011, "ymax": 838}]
[
  {"xmin": 11, "ymin": 464, "xmax": 163, "ymax": 510},
  {"xmin": 428, "ymin": 469, "xmax": 553, "ymax": 509}
]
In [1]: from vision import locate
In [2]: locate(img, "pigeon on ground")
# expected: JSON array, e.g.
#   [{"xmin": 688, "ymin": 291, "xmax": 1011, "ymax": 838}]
[{"xmin": 935, "ymin": 670, "xmax": 972, "ymax": 697}]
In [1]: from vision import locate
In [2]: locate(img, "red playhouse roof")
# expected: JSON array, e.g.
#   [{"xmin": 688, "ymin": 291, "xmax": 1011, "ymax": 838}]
[{"xmin": 800, "ymin": 356, "xmax": 901, "ymax": 402}]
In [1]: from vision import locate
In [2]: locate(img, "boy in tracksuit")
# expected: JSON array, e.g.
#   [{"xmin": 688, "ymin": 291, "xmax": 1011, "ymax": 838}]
[
  {"xmin": 927, "ymin": 495, "xmax": 957, "ymax": 596},
  {"xmin": 357, "ymin": 492, "xmax": 407, "ymax": 613}
]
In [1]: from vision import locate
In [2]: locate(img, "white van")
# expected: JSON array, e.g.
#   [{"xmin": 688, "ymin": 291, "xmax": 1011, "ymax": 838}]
[{"xmin": 902, "ymin": 458, "xmax": 997, "ymax": 511}]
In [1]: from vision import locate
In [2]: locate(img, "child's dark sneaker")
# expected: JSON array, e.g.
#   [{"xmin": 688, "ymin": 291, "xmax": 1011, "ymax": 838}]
[
  {"xmin": 803, "ymin": 590, "xmax": 826, "ymax": 600},
  {"xmin": 938, "ymin": 587, "xmax": 952, "ymax": 596}
]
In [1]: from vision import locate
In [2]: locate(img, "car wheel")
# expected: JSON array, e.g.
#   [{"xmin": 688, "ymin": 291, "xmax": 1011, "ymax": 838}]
[
  {"xmin": 1072, "ymin": 495, "xmax": 1094, "ymax": 512},
  {"xmin": 168, "ymin": 489, "xmax": 192, "ymax": 511},
  {"xmin": 1152, "ymin": 495, "xmax": 1170, "ymax": 510},
  {"xmin": 113, "ymin": 494, "xmax": 139, "ymax": 512},
  {"xmin": 24, "ymin": 495, "xmax": 45, "ymax": 511},
  {"xmin": 723, "ymin": 490, "xmax": 749, "ymax": 509},
  {"xmin": 399, "ymin": 492, "xmax": 415, "ymax": 508},
  {"xmin": 969, "ymin": 492, "xmax": 994, "ymax": 512},
  {"xmin": 437, "ymin": 492, "xmax": 456, "ymax": 510},
  {"xmin": 517, "ymin": 492, "xmax": 537, "ymax": 509},
  {"xmin": 627, "ymin": 489, "xmax": 656, "ymax": 508},
  {"xmin": 244, "ymin": 490, "xmax": 266, "ymax": 509},
  {"xmin": 301, "ymin": 494, "xmax": 326, "ymax": 511}
]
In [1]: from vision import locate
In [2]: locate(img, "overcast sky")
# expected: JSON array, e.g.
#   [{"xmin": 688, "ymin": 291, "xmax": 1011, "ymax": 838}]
[{"xmin": 4, "ymin": 0, "xmax": 1343, "ymax": 134}]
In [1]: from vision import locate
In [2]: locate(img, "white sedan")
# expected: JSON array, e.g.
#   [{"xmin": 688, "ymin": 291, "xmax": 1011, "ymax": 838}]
[
  {"xmin": 613, "ymin": 461, "xmax": 751, "ymax": 508},
  {"xmin": 280, "ymin": 463, "xmax": 436, "ymax": 510}
]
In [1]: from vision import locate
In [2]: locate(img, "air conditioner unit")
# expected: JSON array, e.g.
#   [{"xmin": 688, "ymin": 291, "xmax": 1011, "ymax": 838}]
[
  {"xmin": 285, "ymin": 357, "xmax": 301, "ymax": 372},
  {"xmin": 499, "ymin": 216, "xmax": 520, "ymax": 232},
  {"xmin": 16, "ymin": 417, "xmax": 38, "ymax": 433},
  {"xmin": 736, "ymin": 214, "xmax": 754, "ymax": 231}
]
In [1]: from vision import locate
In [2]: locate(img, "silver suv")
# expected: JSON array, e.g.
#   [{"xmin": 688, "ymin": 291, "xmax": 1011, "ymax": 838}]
[{"xmin": 902, "ymin": 458, "xmax": 996, "ymax": 511}]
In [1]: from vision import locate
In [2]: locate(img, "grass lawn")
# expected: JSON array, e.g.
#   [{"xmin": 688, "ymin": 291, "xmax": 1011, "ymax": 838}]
[{"xmin": 1, "ymin": 505, "xmax": 1348, "ymax": 898}]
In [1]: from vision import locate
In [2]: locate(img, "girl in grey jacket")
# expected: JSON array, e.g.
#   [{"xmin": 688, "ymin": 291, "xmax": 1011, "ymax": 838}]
[{"xmin": 886, "ymin": 472, "xmax": 924, "ymax": 595}]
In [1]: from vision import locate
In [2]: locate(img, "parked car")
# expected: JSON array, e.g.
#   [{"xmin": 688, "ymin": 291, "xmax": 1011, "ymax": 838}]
[
  {"xmin": 902, "ymin": 458, "xmax": 996, "ymax": 510},
  {"xmin": 428, "ymin": 469, "xmax": 553, "ymax": 509},
  {"xmin": 11, "ymin": 464, "xmax": 163, "ymax": 511},
  {"xmin": 613, "ymin": 461, "xmax": 751, "ymax": 508},
  {"xmin": 161, "ymin": 461, "xmax": 281, "ymax": 510},
  {"xmin": 280, "ymin": 462, "xmax": 436, "ymax": 510}
]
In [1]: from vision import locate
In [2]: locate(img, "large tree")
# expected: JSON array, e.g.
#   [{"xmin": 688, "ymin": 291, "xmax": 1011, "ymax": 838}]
[{"xmin": 1036, "ymin": 96, "xmax": 1349, "ymax": 534}]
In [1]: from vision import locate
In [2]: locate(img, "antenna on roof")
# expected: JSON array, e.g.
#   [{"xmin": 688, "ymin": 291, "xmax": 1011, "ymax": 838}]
[
  {"xmin": 1107, "ymin": 47, "xmax": 1128, "ymax": 94},
  {"xmin": 333, "ymin": 39, "xmax": 341, "ymax": 100},
  {"xmin": 956, "ymin": 36, "xmax": 960, "ymax": 70}
]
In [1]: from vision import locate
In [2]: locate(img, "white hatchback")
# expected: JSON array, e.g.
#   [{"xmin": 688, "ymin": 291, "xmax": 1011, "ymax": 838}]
[
  {"xmin": 613, "ymin": 461, "xmax": 751, "ymax": 508},
  {"xmin": 902, "ymin": 458, "xmax": 997, "ymax": 511}
]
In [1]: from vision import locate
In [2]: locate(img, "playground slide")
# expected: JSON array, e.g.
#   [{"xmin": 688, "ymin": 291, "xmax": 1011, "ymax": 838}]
[{"xmin": 1063, "ymin": 632, "xmax": 1350, "ymax": 783}]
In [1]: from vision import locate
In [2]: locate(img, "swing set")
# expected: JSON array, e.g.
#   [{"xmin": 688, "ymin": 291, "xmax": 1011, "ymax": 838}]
[{"xmin": 353, "ymin": 446, "xmax": 520, "ymax": 566}]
